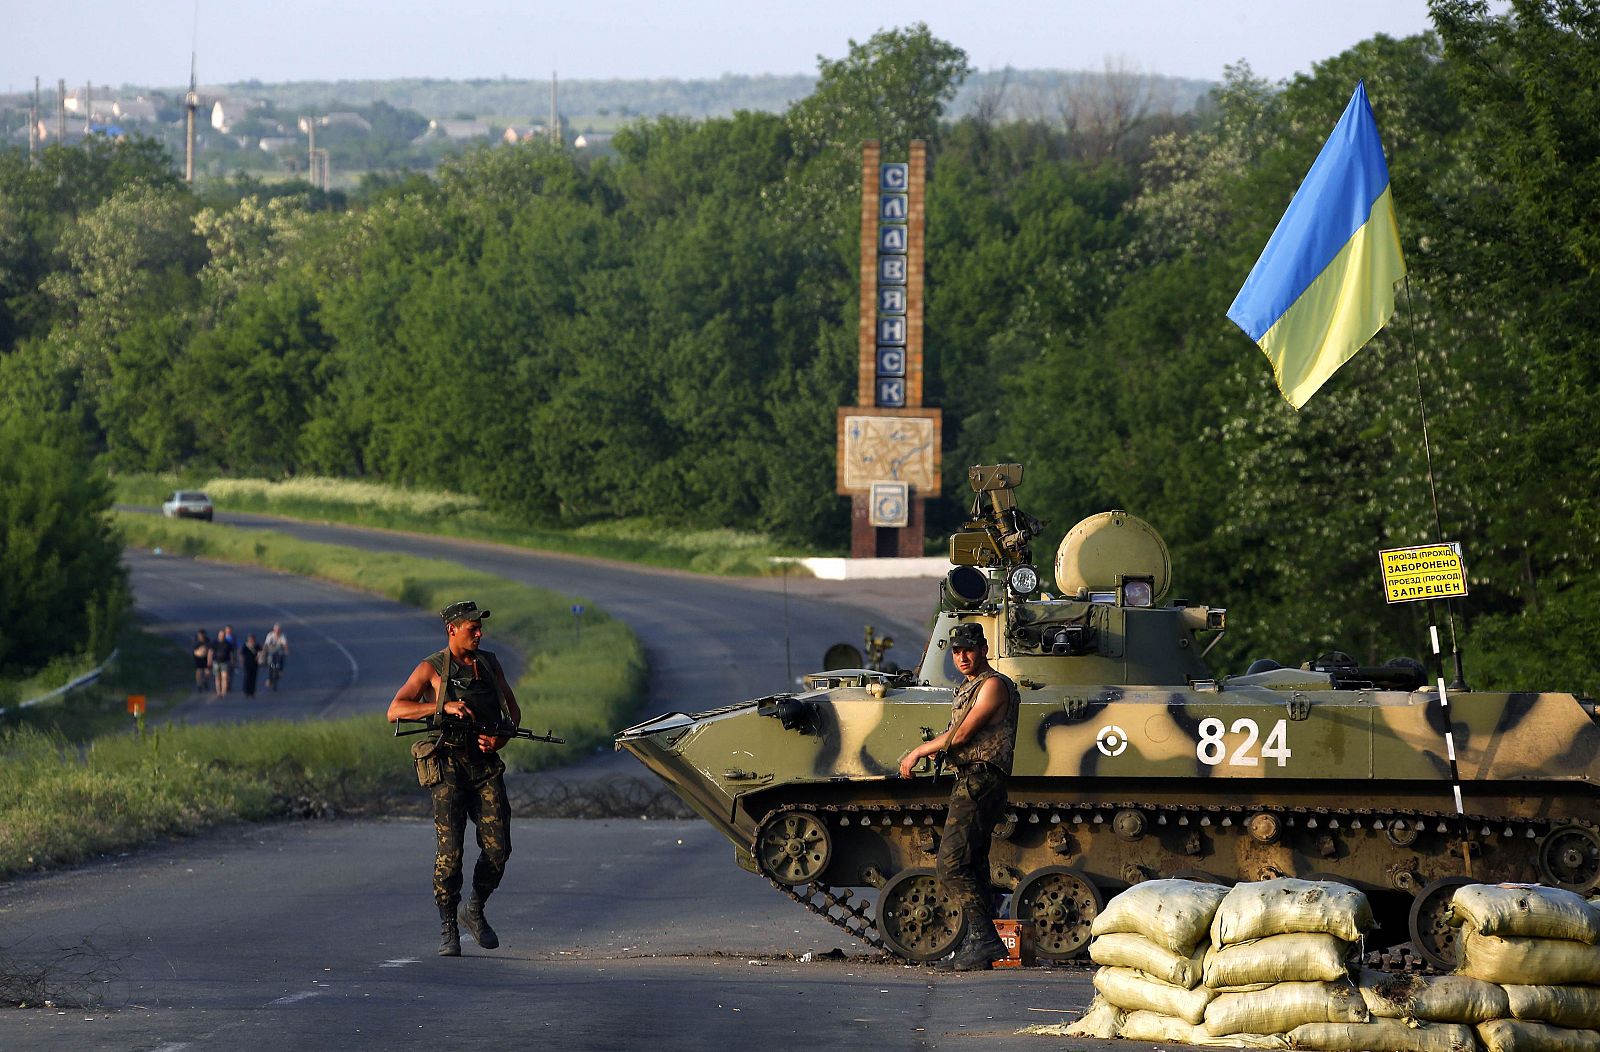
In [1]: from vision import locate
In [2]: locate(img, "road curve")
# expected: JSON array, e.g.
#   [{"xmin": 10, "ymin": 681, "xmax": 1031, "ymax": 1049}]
[{"xmin": 145, "ymin": 509, "xmax": 939, "ymax": 781}]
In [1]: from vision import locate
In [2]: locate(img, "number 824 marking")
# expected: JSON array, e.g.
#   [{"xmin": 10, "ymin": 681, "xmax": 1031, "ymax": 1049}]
[{"xmin": 1195, "ymin": 717, "xmax": 1292, "ymax": 767}]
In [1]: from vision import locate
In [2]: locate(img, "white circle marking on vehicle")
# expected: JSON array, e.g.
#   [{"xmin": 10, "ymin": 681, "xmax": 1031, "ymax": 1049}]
[{"xmin": 1095, "ymin": 724, "xmax": 1129, "ymax": 757}]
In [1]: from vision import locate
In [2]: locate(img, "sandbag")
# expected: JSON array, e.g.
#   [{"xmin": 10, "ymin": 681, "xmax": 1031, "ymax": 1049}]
[
  {"xmin": 1091, "ymin": 878, "xmax": 1229, "ymax": 955},
  {"xmin": 1357, "ymin": 967, "xmax": 1425, "ymax": 1019},
  {"xmin": 1203, "ymin": 932, "xmax": 1353, "ymax": 989},
  {"xmin": 1054, "ymin": 996, "xmax": 1123, "ymax": 1039},
  {"xmin": 1409, "ymin": 975, "xmax": 1512, "ymax": 1024},
  {"xmin": 1289, "ymin": 1019, "xmax": 1478, "ymax": 1052},
  {"xmin": 1090, "ymin": 931, "xmax": 1208, "ymax": 989},
  {"xmin": 1458, "ymin": 930, "xmax": 1600, "ymax": 986},
  {"xmin": 1478, "ymin": 1018, "xmax": 1600, "ymax": 1052},
  {"xmin": 1451, "ymin": 885, "xmax": 1600, "ymax": 944},
  {"xmin": 1094, "ymin": 966, "xmax": 1215, "ymax": 1025},
  {"xmin": 1122, "ymin": 1010, "xmax": 1288, "ymax": 1048},
  {"xmin": 1504, "ymin": 985, "xmax": 1600, "ymax": 1029},
  {"xmin": 1212, "ymin": 879, "xmax": 1374, "ymax": 946},
  {"xmin": 1204, "ymin": 980, "xmax": 1368, "ymax": 1037}
]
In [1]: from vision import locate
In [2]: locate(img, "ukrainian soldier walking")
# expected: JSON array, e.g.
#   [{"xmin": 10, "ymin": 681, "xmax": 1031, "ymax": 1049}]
[
  {"xmin": 897, "ymin": 622, "xmax": 1021, "ymax": 971},
  {"xmin": 387, "ymin": 601, "xmax": 519, "ymax": 956}
]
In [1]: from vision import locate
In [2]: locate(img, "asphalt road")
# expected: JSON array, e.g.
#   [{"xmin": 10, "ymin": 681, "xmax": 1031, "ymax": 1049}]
[
  {"xmin": 0, "ymin": 517, "xmax": 1134, "ymax": 1051},
  {"xmin": 0, "ymin": 819, "xmax": 1105, "ymax": 1051}
]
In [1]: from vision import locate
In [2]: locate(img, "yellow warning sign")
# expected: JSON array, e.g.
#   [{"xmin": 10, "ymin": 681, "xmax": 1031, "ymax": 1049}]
[{"xmin": 1379, "ymin": 543, "xmax": 1468, "ymax": 604}]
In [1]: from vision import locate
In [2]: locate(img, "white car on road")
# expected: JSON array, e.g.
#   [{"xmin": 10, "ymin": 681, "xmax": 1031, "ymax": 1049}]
[{"xmin": 160, "ymin": 490, "xmax": 214, "ymax": 521}]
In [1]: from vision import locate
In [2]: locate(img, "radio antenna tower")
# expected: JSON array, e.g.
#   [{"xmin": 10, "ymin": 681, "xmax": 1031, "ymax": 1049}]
[{"xmin": 185, "ymin": 1, "xmax": 200, "ymax": 181}]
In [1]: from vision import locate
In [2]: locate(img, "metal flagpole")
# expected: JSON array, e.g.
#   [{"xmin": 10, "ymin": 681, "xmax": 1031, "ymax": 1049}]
[{"xmin": 1399, "ymin": 273, "xmax": 1472, "ymax": 877}]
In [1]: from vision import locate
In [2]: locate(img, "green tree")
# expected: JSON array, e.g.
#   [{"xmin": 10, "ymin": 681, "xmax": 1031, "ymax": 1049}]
[
  {"xmin": 1428, "ymin": 0, "xmax": 1600, "ymax": 692},
  {"xmin": 0, "ymin": 409, "xmax": 127, "ymax": 675}
]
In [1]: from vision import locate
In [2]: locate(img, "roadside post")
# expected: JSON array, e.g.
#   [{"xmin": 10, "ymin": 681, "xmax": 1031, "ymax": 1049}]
[
  {"xmin": 570, "ymin": 604, "xmax": 584, "ymax": 644},
  {"xmin": 1379, "ymin": 541, "xmax": 1471, "ymax": 872},
  {"xmin": 127, "ymin": 693, "xmax": 147, "ymax": 738}
]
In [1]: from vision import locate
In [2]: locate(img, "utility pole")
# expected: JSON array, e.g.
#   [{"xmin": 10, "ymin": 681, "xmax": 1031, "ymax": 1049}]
[
  {"xmin": 29, "ymin": 75, "xmax": 39, "ymax": 163},
  {"xmin": 85, "ymin": 81, "xmax": 92, "ymax": 134},
  {"xmin": 185, "ymin": 53, "xmax": 198, "ymax": 182},
  {"xmin": 186, "ymin": 0, "xmax": 199, "ymax": 180},
  {"xmin": 56, "ymin": 78, "xmax": 65, "ymax": 144},
  {"xmin": 306, "ymin": 117, "xmax": 317, "ymax": 189},
  {"xmin": 549, "ymin": 71, "xmax": 559, "ymax": 146}
]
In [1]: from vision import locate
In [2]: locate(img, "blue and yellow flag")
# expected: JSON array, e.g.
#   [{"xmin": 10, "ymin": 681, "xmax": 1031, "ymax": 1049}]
[{"xmin": 1227, "ymin": 82, "xmax": 1405, "ymax": 410}]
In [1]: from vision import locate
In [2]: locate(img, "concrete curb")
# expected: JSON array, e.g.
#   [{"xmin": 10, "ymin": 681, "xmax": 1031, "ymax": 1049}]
[{"xmin": 774, "ymin": 556, "xmax": 950, "ymax": 580}]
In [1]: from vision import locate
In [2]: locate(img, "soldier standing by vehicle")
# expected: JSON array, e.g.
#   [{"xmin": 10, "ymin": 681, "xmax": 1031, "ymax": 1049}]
[
  {"xmin": 898, "ymin": 622, "xmax": 1021, "ymax": 971},
  {"xmin": 386, "ymin": 601, "xmax": 519, "ymax": 957}
]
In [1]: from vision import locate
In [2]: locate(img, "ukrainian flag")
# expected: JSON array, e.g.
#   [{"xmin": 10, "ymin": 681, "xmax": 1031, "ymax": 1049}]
[{"xmin": 1227, "ymin": 82, "xmax": 1406, "ymax": 410}]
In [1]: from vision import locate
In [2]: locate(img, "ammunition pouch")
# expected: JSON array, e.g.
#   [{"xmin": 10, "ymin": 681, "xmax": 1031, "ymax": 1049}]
[{"xmin": 411, "ymin": 737, "xmax": 445, "ymax": 788}]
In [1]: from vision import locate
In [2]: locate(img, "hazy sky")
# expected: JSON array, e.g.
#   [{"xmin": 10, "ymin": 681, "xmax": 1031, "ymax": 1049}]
[{"xmin": 8, "ymin": 0, "xmax": 1444, "ymax": 91}]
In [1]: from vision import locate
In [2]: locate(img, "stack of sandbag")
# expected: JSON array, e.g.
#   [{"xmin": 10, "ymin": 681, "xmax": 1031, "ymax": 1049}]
[
  {"xmin": 1449, "ymin": 884, "xmax": 1600, "ymax": 1052},
  {"xmin": 1201, "ymin": 878, "xmax": 1391, "ymax": 1050},
  {"xmin": 1075, "ymin": 878, "xmax": 1231, "ymax": 1043},
  {"xmin": 1341, "ymin": 968, "xmax": 1497, "ymax": 1051}
]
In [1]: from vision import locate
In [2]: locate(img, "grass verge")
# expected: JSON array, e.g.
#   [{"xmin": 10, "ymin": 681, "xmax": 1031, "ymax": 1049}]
[
  {"xmin": 0, "ymin": 624, "xmax": 190, "ymax": 740},
  {"xmin": 114, "ymin": 472, "xmax": 817, "ymax": 574},
  {"xmin": 0, "ymin": 514, "xmax": 646, "ymax": 878}
]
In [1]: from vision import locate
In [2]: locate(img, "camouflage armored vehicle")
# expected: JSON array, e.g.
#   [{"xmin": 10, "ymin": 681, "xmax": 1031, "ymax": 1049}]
[{"xmin": 616, "ymin": 465, "xmax": 1600, "ymax": 968}]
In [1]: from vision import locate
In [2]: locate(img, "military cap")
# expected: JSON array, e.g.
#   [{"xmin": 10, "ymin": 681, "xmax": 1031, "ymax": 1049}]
[
  {"xmin": 948, "ymin": 622, "xmax": 987, "ymax": 649},
  {"xmin": 440, "ymin": 600, "xmax": 491, "ymax": 625}
]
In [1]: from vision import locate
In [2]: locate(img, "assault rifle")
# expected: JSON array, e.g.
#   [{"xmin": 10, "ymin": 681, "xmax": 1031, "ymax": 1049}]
[{"xmin": 395, "ymin": 714, "xmax": 565, "ymax": 747}]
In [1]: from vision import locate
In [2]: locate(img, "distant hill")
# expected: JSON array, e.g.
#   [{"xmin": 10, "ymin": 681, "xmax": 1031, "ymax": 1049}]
[{"xmin": 214, "ymin": 68, "xmax": 1218, "ymax": 133}]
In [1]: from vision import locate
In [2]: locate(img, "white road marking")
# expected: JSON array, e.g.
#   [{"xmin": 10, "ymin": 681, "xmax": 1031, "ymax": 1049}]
[
  {"xmin": 379, "ymin": 958, "xmax": 419, "ymax": 968},
  {"xmin": 267, "ymin": 990, "xmax": 327, "ymax": 1006}
]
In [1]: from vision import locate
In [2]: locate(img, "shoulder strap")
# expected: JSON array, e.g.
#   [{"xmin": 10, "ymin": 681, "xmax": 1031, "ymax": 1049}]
[
  {"xmin": 427, "ymin": 648, "xmax": 451, "ymax": 717},
  {"xmin": 478, "ymin": 649, "xmax": 511, "ymax": 722}
]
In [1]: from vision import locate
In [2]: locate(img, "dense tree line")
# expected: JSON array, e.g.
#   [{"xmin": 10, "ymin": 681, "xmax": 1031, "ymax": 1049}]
[{"xmin": 2, "ymin": 7, "xmax": 1595, "ymax": 692}]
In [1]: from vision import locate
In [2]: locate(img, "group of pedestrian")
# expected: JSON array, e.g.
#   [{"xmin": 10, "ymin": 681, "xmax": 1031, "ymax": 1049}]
[{"xmin": 191, "ymin": 623, "xmax": 290, "ymax": 698}]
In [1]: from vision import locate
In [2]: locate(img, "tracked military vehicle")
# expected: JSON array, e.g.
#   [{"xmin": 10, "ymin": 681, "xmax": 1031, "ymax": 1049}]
[{"xmin": 616, "ymin": 465, "xmax": 1600, "ymax": 968}]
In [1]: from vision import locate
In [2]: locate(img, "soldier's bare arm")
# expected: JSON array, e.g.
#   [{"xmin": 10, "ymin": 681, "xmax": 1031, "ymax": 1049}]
[
  {"xmin": 947, "ymin": 678, "xmax": 1008, "ymax": 747},
  {"xmin": 898, "ymin": 678, "xmax": 1008, "ymax": 777},
  {"xmin": 387, "ymin": 661, "xmax": 468, "ymax": 722}
]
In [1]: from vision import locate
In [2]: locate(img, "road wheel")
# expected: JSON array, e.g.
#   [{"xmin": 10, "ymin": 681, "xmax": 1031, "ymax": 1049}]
[
  {"xmin": 754, "ymin": 811, "xmax": 831, "ymax": 886},
  {"xmin": 1012, "ymin": 865, "xmax": 1103, "ymax": 961},
  {"xmin": 1538, "ymin": 824, "xmax": 1600, "ymax": 894},
  {"xmin": 1408, "ymin": 875, "xmax": 1473, "ymax": 970},
  {"xmin": 877, "ymin": 867, "xmax": 963, "ymax": 963}
]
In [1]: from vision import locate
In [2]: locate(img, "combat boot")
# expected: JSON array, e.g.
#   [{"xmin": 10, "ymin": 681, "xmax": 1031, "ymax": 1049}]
[
  {"xmin": 438, "ymin": 905, "xmax": 461, "ymax": 957},
  {"xmin": 936, "ymin": 919, "xmax": 1005, "ymax": 972},
  {"xmin": 459, "ymin": 895, "xmax": 499, "ymax": 950}
]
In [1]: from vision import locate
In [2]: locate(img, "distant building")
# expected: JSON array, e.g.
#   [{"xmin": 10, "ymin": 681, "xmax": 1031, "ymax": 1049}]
[
  {"xmin": 320, "ymin": 111, "xmax": 371, "ymax": 132},
  {"xmin": 113, "ymin": 98, "xmax": 159, "ymax": 122},
  {"xmin": 257, "ymin": 136, "xmax": 297, "ymax": 152},
  {"xmin": 64, "ymin": 93, "xmax": 120, "ymax": 122},
  {"xmin": 500, "ymin": 124, "xmax": 549, "ymax": 144},
  {"xmin": 35, "ymin": 117, "xmax": 90, "ymax": 143},
  {"xmin": 573, "ymin": 131, "xmax": 614, "ymax": 150},
  {"xmin": 212, "ymin": 97, "xmax": 265, "ymax": 133},
  {"xmin": 415, "ymin": 118, "xmax": 491, "ymax": 142}
]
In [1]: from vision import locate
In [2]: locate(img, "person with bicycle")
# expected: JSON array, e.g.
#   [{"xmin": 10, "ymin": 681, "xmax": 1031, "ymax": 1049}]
[{"xmin": 262, "ymin": 623, "xmax": 289, "ymax": 691}]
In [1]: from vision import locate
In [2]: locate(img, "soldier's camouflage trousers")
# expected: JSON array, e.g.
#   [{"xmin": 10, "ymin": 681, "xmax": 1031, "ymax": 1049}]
[
  {"xmin": 431, "ymin": 751, "xmax": 511, "ymax": 910},
  {"xmin": 936, "ymin": 763, "xmax": 1008, "ymax": 928}
]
